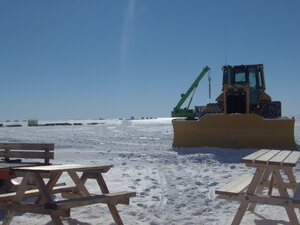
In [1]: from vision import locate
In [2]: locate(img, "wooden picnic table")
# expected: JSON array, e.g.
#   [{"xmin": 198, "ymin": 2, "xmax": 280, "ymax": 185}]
[
  {"xmin": 216, "ymin": 149, "xmax": 300, "ymax": 225},
  {"xmin": 0, "ymin": 164, "xmax": 136, "ymax": 225}
]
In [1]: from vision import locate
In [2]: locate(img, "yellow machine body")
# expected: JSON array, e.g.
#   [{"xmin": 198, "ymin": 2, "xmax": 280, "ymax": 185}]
[{"xmin": 172, "ymin": 114, "xmax": 296, "ymax": 149}]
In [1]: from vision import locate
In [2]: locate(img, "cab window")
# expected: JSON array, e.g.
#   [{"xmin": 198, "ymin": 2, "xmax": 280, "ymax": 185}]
[
  {"xmin": 258, "ymin": 70, "xmax": 263, "ymax": 88},
  {"xmin": 249, "ymin": 68, "xmax": 257, "ymax": 88},
  {"xmin": 234, "ymin": 70, "xmax": 246, "ymax": 83}
]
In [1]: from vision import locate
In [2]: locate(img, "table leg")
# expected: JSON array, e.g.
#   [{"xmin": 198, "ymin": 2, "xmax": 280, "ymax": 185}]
[
  {"xmin": 33, "ymin": 172, "xmax": 54, "ymax": 203},
  {"xmin": 285, "ymin": 168, "xmax": 297, "ymax": 189},
  {"xmin": 47, "ymin": 171, "xmax": 63, "ymax": 189},
  {"xmin": 95, "ymin": 173, "xmax": 124, "ymax": 225},
  {"xmin": 80, "ymin": 172, "xmax": 88, "ymax": 184},
  {"xmin": 268, "ymin": 174, "xmax": 274, "ymax": 196},
  {"xmin": 231, "ymin": 201, "xmax": 250, "ymax": 225},
  {"xmin": 32, "ymin": 172, "xmax": 64, "ymax": 225},
  {"xmin": 272, "ymin": 169, "xmax": 300, "ymax": 225},
  {"xmin": 2, "ymin": 173, "xmax": 30, "ymax": 225},
  {"xmin": 50, "ymin": 215, "xmax": 64, "ymax": 225},
  {"xmin": 35, "ymin": 171, "xmax": 63, "ymax": 204},
  {"xmin": 231, "ymin": 168, "xmax": 264, "ymax": 225},
  {"xmin": 96, "ymin": 173, "xmax": 109, "ymax": 193},
  {"xmin": 248, "ymin": 169, "xmax": 271, "ymax": 211},
  {"xmin": 67, "ymin": 171, "xmax": 89, "ymax": 197}
]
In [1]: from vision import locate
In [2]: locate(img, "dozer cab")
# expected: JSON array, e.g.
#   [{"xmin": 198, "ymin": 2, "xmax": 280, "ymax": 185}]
[{"xmin": 172, "ymin": 64, "xmax": 296, "ymax": 149}]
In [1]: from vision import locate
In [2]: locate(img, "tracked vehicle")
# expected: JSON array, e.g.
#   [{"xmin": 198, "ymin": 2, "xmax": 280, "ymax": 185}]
[{"xmin": 172, "ymin": 64, "xmax": 296, "ymax": 149}]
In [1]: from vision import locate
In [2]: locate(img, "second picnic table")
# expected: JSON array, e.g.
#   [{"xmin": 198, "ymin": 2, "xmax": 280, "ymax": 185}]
[
  {"xmin": 0, "ymin": 163, "xmax": 136, "ymax": 225},
  {"xmin": 216, "ymin": 149, "xmax": 300, "ymax": 225}
]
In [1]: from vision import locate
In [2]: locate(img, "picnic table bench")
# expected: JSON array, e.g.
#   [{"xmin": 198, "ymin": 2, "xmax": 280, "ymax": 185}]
[
  {"xmin": 0, "ymin": 143, "xmax": 136, "ymax": 225},
  {"xmin": 215, "ymin": 149, "xmax": 300, "ymax": 225},
  {"xmin": 0, "ymin": 164, "xmax": 136, "ymax": 225},
  {"xmin": 0, "ymin": 143, "xmax": 54, "ymax": 165}
]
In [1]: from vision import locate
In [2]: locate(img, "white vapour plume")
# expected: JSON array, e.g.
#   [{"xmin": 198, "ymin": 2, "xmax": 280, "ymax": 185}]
[{"xmin": 120, "ymin": 0, "xmax": 136, "ymax": 76}]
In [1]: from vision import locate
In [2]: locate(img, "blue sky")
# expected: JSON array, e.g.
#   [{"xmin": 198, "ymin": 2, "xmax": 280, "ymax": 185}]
[{"xmin": 0, "ymin": 0, "xmax": 299, "ymax": 120}]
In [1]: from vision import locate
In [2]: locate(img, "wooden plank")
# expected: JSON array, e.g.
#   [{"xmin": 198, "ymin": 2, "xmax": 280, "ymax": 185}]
[
  {"xmin": 246, "ymin": 168, "xmax": 264, "ymax": 194},
  {"xmin": 283, "ymin": 151, "xmax": 300, "ymax": 167},
  {"xmin": 0, "ymin": 151, "xmax": 54, "ymax": 159},
  {"xmin": 2, "ymin": 173, "xmax": 31, "ymax": 225},
  {"xmin": 14, "ymin": 170, "xmax": 52, "ymax": 178},
  {"xmin": 0, "ymin": 143, "xmax": 54, "ymax": 150},
  {"xmin": 231, "ymin": 201, "xmax": 249, "ymax": 225},
  {"xmin": 240, "ymin": 149, "xmax": 269, "ymax": 164},
  {"xmin": 34, "ymin": 171, "xmax": 64, "ymax": 204},
  {"xmin": 268, "ymin": 150, "xmax": 291, "ymax": 166},
  {"xmin": 46, "ymin": 172, "xmax": 63, "ymax": 190},
  {"xmin": 219, "ymin": 193, "xmax": 295, "ymax": 206},
  {"xmin": 0, "ymin": 202, "xmax": 70, "ymax": 216},
  {"xmin": 67, "ymin": 171, "xmax": 90, "ymax": 197},
  {"xmin": 32, "ymin": 172, "xmax": 53, "ymax": 203},
  {"xmin": 107, "ymin": 204, "xmax": 124, "ymax": 225},
  {"xmin": 0, "ymin": 185, "xmax": 77, "ymax": 202},
  {"xmin": 215, "ymin": 174, "xmax": 253, "ymax": 196},
  {"xmin": 272, "ymin": 169, "xmax": 300, "ymax": 224},
  {"xmin": 286, "ymin": 168, "xmax": 297, "ymax": 189},
  {"xmin": 96, "ymin": 173, "xmax": 110, "ymax": 193},
  {"xmin": 61, "ymin": 192, "xmax": 130, "ymax": 205},
  {"xmin": 94, "ymin": 172, "xmax": 124, "ymax": 225},
  {"xmin": 12, "ymin": 164, "xmax": 113, "ymax": 173},
  {"xmin": 0, "ymin": 163, "xmax": 43, "ymax": 169},
  {"xmin": 50, "ymin": 215, "xmax": 64, "ymax": 225},
  {"xmin": 247, "ymin": 169, "xmax": 271, "ymax": 211},
  {"xmin": 254, "ymin": 150, "xmax": 280, "ymax": 165},
  {"xmin": 48, "ymin": 192, "xmax": 136, "ymax": 209},
  {"xmin": 61, "ymin": 192, "xmax": 85, "ymax": 199}
]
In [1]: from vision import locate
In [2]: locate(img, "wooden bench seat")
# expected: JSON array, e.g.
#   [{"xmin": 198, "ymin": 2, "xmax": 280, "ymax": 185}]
[
  {"xmin": 0, "ymin": 191, "xmax": 136, "ymax": 218},
  {"xmin": 0, "ymin": 185, "xmax": 77, "ymax": 203},
  {"xmin": 0, "ymin": 202, "xmax": 71, "ymax": 217},
  {"xmin": 46, "ymin": 191, "xmax": 137, "ymax": 210},
  {"xmin": 215, "ymin": 174, "xmax": 253, "ymax": 198}
]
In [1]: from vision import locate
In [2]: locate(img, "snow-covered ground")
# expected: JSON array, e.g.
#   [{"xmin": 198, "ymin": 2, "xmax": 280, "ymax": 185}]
[{"xmin": 0, "ymin": 117, "xmax": 299, "ymax": 225}]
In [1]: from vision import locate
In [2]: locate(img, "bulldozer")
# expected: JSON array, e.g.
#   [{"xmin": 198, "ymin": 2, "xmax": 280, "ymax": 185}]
[{"xmin": 172, "ymin": 64, "xmax": 296, "ymax": 149}]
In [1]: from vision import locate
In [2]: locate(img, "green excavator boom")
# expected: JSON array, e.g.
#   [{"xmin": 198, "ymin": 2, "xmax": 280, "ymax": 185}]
[{"xmin": 171, "ymin": 66, "xmax": 210, "ymax": 118}]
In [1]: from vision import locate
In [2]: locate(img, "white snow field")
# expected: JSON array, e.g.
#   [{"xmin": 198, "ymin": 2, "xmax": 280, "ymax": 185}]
[{"xmin": 0, "ymin": 117, "xmax": 299, "ymax": 225}]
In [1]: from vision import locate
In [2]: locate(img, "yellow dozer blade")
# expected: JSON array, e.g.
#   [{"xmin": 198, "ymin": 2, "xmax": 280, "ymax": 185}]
[{"xmin": 172, "ymin": 114, "xmax": 296, "ymax": 149}]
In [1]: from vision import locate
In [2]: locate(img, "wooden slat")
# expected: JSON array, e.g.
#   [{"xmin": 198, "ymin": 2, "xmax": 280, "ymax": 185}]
[
  {"xmin": 68, "ymin": 171, "xmax": 89, "ymax": 197},
  {"xmin": 0, "ymin": 143, "xmax": 54, "ymax": 150},
  {"xmin": 0, "ymin": 202, "xmax": 70, "ymax": 216},
  {"xmin": 254, "ymin": 150, "xmax": 280, "ymax": 165},
  {"xmin": 268, "ymin": 150, "xmax": 291, "ymax": 166},
  {"xmin": 0, "ymin": 151, "xmax": 54, "ymax": 159},
  {"xmin": 241, "ymin": 149, "xmax": 269, "ymax": 163},
  {"xmin": 61, "ymin": 192, "xmax": 85, "ymax": 199},
  {"xmin": 215, "ymin": 174, "xmax": 253, "ymax": 196},
  {"xmin": 0, "ymin": 163, "xmax": 43, "ymax": 169},
  {"xmin": 283, "ymin": 151, "xmax": 300, "ymax": 167},
  {"xmin": 0, "ymin": 186, "xmax": 77, "ymax": 202},
  {"xmin": 12, "ymin": 164, "xmax": 113, "ymax": 173},
  {"xmin": 48, "ymin": 191, "xmax": 136, "ymax": 209},
  {"xmin": 272, "ymin": 168, "xmax": 300, "ymax": 224}
]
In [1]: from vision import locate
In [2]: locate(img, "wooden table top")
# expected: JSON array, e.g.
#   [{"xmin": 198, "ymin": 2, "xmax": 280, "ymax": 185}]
[
  {"xmin": 0, "ymin": 162, "xmax": 43, "ymax": 170},
  {"xmin": 11, "ymin": 164, "xmax": 113, "ymax": 173},
  {"xmin": 241, "ymin": 149, "xmax": 300, "ymax": 167}
]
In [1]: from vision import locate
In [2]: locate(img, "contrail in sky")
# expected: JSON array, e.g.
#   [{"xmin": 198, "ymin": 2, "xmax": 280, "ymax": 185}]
[{"xmin": 119, "ymin": 0, "xmax": 136, "ymax": 77}]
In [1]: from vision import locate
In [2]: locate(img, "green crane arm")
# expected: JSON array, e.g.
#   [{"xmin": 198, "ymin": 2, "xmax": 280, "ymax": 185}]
[{"xmin": 173, "ymin": 66, "xmax": 210, "ymax": 111}]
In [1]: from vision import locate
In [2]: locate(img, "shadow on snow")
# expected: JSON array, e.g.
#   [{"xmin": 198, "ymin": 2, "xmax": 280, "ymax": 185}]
[{"xmin": 171, "ymin": 147, "xmax": 260, "ymax": 164}]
